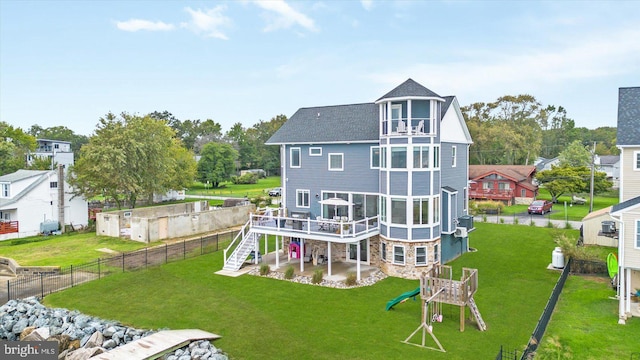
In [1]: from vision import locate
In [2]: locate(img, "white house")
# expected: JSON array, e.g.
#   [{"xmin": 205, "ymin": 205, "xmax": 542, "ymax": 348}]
[
  {"xmin": 0, "ymin": 167, "xmax": 88, "ymax": 240},
  {"xmin": 26, "ymin": 139, "xmax": 74, "ymax": 169}
]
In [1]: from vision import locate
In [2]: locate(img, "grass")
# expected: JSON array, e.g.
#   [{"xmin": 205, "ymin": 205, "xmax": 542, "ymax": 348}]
[
  {"xmin": 43, "ymin": 223, "xmax": 574, "ymax": 359},
  {"xmin": 0, "ymin": 232, "xmax": 153, "ymax": 266},
  {"xmin": 186, "ymin": 176, "xmax": 281, "ymax": 199},
  {"xmin": 537, "ymin": 275, "xmax": 640, "ymax": 359}
]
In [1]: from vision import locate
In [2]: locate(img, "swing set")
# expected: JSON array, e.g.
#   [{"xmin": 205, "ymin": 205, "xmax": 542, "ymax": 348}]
[{"xmin": 403, "ymin": 265, "xmax": 486, "ymax": 352}]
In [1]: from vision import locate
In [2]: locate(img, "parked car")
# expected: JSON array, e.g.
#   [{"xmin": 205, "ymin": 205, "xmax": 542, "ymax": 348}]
[
  {"xmin": 268, "ymin": 187, "xmax": 282, "ymax": 197},
  {"xmin": 528, "ymin": 200, "xmax": 553, "ymax": 215}
]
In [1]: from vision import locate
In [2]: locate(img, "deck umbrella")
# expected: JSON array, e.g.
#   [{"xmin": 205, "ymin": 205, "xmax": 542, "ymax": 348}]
[{"xmin": 319, "ymin": 197, "xmax": 352, "ymax": 218}]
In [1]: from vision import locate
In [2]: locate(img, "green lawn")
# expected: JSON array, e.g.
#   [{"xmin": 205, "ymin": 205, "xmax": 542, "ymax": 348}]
[
  {"xmin": 44, "ymin": 223, "xmax": 574, "ymax": 359},
  {"xmin": 0, "ymin": 233, "xmax": 153, "ymax": 266},
  {"xmin": 187, "ymin": 176, "xmax": 281, "ymax": 198}
]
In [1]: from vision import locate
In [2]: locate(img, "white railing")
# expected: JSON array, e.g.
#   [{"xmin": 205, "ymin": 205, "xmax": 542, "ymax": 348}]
[
  {"xmin": 382, "ymin": 117, "xmax": 432, "ymax": 136},
  {"xmin": 250, "ymin": 213, "xmax": 379, "ymax": 239},
  {"xmin": 223, "ymin": 220, "xmax": 251, "ymax": 265}
]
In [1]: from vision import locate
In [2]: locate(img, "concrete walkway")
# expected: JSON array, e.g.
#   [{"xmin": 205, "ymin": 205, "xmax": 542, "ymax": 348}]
[{"xmin": 91, "ymin": 329, "xmax": 221, "ymax": 360}]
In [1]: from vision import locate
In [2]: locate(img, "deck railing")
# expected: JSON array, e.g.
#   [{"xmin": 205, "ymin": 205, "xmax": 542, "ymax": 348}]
[
  {"xmin": 0, "ymin": 221, "xmax": 18, "ymax": 235},
  {"xmin": 250, "ymin": 212, "xmax": 379, "ymax": 240}
]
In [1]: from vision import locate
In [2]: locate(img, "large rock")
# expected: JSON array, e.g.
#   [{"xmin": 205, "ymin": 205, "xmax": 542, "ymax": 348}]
[
  {"xmin": 12, "ymin": 317, "xmax": 29, "ymax": 334},
  {"xmin": 64, "ymin": 347, "xmax": 105, "ymax": 360},
  {"xmin": 48, "ymin": 334, "xmax": 73, "ymax": 353},
  {"xmin": 83, "ymin": 331, "xmax": 104, "ymax": 348}
]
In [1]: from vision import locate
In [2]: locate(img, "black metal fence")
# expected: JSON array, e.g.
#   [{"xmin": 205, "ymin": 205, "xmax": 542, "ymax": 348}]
[
  {"xmin": 520, "ymin": 257, "xmax": 572, "ymax": 359},
  {"xmin": 4, "ymin": 230, "xmax": 239, "ymax": 303},
  {"xmin": 495, "ymin": 345, "xmax": 521, "ymax": 360}
]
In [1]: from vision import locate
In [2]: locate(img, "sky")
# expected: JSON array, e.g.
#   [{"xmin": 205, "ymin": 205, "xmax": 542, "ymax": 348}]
[{"xmin": 1, "ymin": 1, "xmax": 639, "ymax": 136}]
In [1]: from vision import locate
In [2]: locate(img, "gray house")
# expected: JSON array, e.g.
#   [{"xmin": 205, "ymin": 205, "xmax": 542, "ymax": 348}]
[{"xmin": 222, "ymin": 79, "xmax": 473, "ymax": 280}]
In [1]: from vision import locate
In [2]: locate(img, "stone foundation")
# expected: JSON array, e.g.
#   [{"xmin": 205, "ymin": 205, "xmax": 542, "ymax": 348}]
[{"xmin": 379, "ymin": 237, "xmax": 441, "ymax": 279}]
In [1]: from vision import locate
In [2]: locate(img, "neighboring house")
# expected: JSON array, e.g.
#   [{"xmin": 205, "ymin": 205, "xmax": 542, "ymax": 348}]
[
  {"xmin": 534, "ymin": 157, "xmax": 559, "ymax": 172},
  {"xmin": 222, "ymin": 79, "xmax": 474, "ymax": 280},
  {"xmin": 27, "ymin": 139, "xmax": 75, "ymax": 169},
  {"xmin": 596, "ymin": 155, "xmax": 620, "ymax": 189},
  {"xmin": 0, "ymin": 167, "xmax": 88, "ymax": 240},
  {"xmin": 581, "ymin": 206, "xmax": 617, "ymax": 247},
  {"xmin": 609, "ymin": 86, "xmax": 640, "ymax": 324},
  {"xmin": 468, "ymin": 165, "xmax": 537, "ymax": 205}
]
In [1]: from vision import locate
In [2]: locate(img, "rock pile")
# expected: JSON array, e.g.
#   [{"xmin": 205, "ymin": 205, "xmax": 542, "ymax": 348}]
[
  {"xmin": 248, "ymin": 267, "xmax": 388, "ymax": 288},
  {"xmin": 0, "ymin": 297, "xmax": 228, "ymax": 360}
]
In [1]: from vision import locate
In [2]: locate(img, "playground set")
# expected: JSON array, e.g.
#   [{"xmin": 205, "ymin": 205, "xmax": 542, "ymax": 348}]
[{"xmin": 386, "ymin": 265, "xmax": 486, "ymax": 352}]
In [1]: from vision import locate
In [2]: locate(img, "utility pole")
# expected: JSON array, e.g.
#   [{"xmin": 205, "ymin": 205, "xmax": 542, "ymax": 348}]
[{"xmin": 589, "ymin": 141, "xmax": 596, "ymax": 213}]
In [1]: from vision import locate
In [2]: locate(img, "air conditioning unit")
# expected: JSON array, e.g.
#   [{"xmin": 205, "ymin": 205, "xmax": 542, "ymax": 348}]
[
  {"xmin": 601, "ymin": 221, "xmax": 616, "ymax": 234},
  {"xmin": 454, "ymin": 227, "xmax": 468, "ymax": 238}
]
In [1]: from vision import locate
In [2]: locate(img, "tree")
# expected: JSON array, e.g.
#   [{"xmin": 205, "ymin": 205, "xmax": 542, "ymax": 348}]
[
  {"xmin": 68, "ymin": 113, "xmax": 196, "ymax": 209},
  {"xmin": 535, "ymin": 165, "xmax": 612, "ymax": 202},
  {"xmin": 150, "ymin": 111, "xmax": 223, "ymax": 154},
  {"xmin": 0, "ymin": 122, "xmax": 36, "ymax": 175},
  {"xmin": 539, "ymin": 105, "xmax": 577, "ymax": 159},
  {"xmin": 558, "ymin": 140, "xmax": 592, "ymax": 168},
  {"xmin": 197, "ymin": 142, "xmax": 238, "ymax": 188}
]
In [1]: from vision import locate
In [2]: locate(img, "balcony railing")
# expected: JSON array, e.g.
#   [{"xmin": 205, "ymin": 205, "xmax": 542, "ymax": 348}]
[
  {"xmin": 382, "ymin": 117, "xmax": 431, "ymax": 136},
  {"xmin": 469, "ymin": 189, "xmax": 514, "ymax": 201},
  {"xmin": 0, "ymin": 221, "xmax": 18, "ymax": 235},
  {"xmin": 250, "ymin": 211, "xmax": 379, "ymax": 241}
]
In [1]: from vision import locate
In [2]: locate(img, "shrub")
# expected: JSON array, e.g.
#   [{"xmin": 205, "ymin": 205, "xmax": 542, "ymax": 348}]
[
  {"xmin": 259, "ymin": 264, "xmax": 270, "ymax": 276},
  {"xmin": 312, "ymin": 269, "xmax": 324, "ymax": 284},
  {"xmin": 231, "ymin": 173, "xmax": 259, "ymax": 185},
  {"xmin": 345, "ymin": 272, "xmax": 357, "ymax": 286},
  {"xmin": 284, "ymin": 265, "xmax": 295, "ymax": 279},
  {"xmin": 564, "ymin": 222, "xmax": 573, "ymax": 230},
  {"xmin": 530, "ymin": 220, "xmax": 536, "ymax": 227},
  {"xmin": 472, "ymin": 200, "xmax": 504, "ymax": 215},
  {"xmin": 546, "ymin": 221, "xmax": 555, "ymax": 228},
  {"xmin": 499, "ymin": 218, "xmax": 505, "ymax": 224},
  {"xmin": 514, "ymin": 218, "xmax": 519, "ymax": 225},
  {"xmin": 482, "ymin": 215, "xmax": 488, "ymax": 222},
  {"xmin": 554, "ymin": 233, "xmax": 600, "ymax": 262}
]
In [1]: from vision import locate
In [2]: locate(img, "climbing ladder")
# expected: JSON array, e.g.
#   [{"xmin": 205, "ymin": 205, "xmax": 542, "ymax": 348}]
[
  {"xmin": 222, "ymin": 230, "xmax": 258, "ymax": 272},
  {"xmin": 468, "ymin": 297, "xmax": 487, "ymax": 331}
]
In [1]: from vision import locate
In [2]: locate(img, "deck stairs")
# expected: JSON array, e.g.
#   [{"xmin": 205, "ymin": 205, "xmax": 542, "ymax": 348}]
[
  {"xmin": 468, "ymin": 297, "xmax": 487, "ymax": 331},
  {"xmin": 222, "ymin": 229, "xmax": 258, "ymax": 272}
]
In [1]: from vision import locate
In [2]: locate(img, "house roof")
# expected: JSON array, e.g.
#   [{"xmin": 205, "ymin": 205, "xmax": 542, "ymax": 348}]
[
  {"xmin": 535, "ymin": 157, "xmax": 559, "ymax": 171},
  {"xmin": 468, "ymin": 165, "xmax": 537, "ymax": 182},
  {"xmin": 266, "ymin": 103, "xmax": 379, "ymax": 144},
  {"xmin": 598, "ymin": 155, "xmax": 619, "ymax": 165},
  {"xmin": 441, "ymin": 96, "xmax": 454, "ymax": 118},
  {"xmin": 611, "ymin": 195, "xmax": 640, "ymax": 215},
  {"xmin": 0, "ymin": 170, "xmax": 53, "ymax": 209},
  {"xmin": 616, "ymin": 87, "xmax": 640, "ymax": 146},
  {"xmin": 376, "ymin": 78, "xmax": 442, "ymax": 101},
  {"xmin": 582, "ymin": 205, "xmax": 613, "ymax": 221}
]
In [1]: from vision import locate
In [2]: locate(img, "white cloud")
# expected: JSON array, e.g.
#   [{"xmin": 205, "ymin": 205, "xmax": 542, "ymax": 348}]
[
  {"xmin": 360, "ymin": 0, "xmax": 373, "ymax": 11},
  {"xmin": 252, "ymin": 0, "xmax": 318, "ymax": 32},
  {"xmin": 116, "ymin": 19, "xmax": 175, "ymax": 32},
  {"xmin": 181, "ymin": 6, "xmax": 232, "ymax": 40}
]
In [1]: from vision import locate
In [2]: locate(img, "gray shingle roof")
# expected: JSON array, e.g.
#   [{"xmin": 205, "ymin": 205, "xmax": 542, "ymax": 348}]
[
  {"xmin": 376, "ymin": 78, "xmax": 442, "ymax": 101},
  {"xmin": 611, "ymin": 195, "xmax": 640, "ymax": 214},
  {"xmin": 0, "ymin": 170, "xmax": 50, "ymax": 183},
  {"xmin": 599, "ymin": 155, "xmax": 619, "ymax": 165},
  {"xmin": 266, "ymin": 103, "xmax": 379, "ymax": 144},
  {"xmin": 0, "ymin": 170, "xmax": 52, "ymax": 209},
  {"xmin": 616, "ymin": 87, "xmax": 640, "ymax": 146},
  {"xmin": 441, "ymin": 96, "xmax": 454, "ymax": 118}
]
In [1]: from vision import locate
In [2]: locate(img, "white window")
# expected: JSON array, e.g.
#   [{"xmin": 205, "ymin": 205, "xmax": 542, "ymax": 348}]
[
  {"xmin": 309, "ymin": 147, "xmax": 322, "ymax": 156},
  {"xmin": 391, "ymin": 198, "xmax": 406, "ymax": 224},
  {"xmin": 451, "ymin": 146, "xmax": 457, "ymax": 167},
  {"xmin": 328, "ymin": 153, "xmax": 344, "ymax": 171},
  {"xmin": 371, "ymin": 147, "xmax": 380, "ymax": 169},
  {"xmin": 296, "ymin": 190, "xmax": 310, "ymax": 208},
  {"xmin": 391, "ymin": 147, "xmax": 407, "ymax": 168},
  {"xmin": 413, "ymin": 146, "xmax": 429, "ymax": 169},
  {"xmin": 381, "ymin": 147, "xmax": 387, "ymax": 168},
  {"xmin": 415, "ymin": 246, "xmax": 428, "ymax": 266},
  {"xmin": 433, "ymin": 145, "xmax": 440, "ymax": 169},
  {"xmin": 50, "ymin": 181, "xmax": 58, "ymax": 189},
  {"xmin": 381, "ymin": 242, "xmax": 387, "ymax": 262},
  {"xmin": 393, "ymin": 245, "xmax": 405, "ymax": 265},
  {"xmin": 635, "ymin": 151, "xmax": 640, "ymax": 170},
  {"xmin": 521, "ymin": 189, "xmax": 526, "ymax": 197},
  {"xmin": 1, "ymin": 183, "xmax": 9, "ymax": 198},
  {"xmin": 413, "ymin": 198, "xmax": 429, "ymax": 225},
  {"xmin": 54, "ymin": 143, "xmax": 59, "ymax": 149},
  {"xmin": 380, "ymin": 196, "xmax": 387, "ymax": 222},
  {"xmin": 636, "ymin": 220, "xmax": 640, "ymax": 248},
  {"xmin": 290, "ymin": 148, "xmax": 301, "ymax": 168},
  {"xmin": 434, "ymin": 243, "xmax": 440, "ymax": 263},
  {"xmin": 499, "ymin": 182, "xmax": 510, "ymax": 190},
  {"xmin": 433, "ymin": 196, "xmax": 440, "ymax": 223}
]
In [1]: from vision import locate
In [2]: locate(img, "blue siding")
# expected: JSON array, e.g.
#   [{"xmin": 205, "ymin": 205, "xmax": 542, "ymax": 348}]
[
  {"xmin": 285, "ymin": 143, "xmax": 379, "ymax": 217},
  {"xmin": 389, "ymin": 172, "xmax": 408, "ymax": 196},
  {"xmin": 441, "ymin": 233, "xmax": 467, "ymax": 263},
  {"xmin": 412, "ymin": 227, "xmax": 432, "ymax": 240},
  {"xmin": 380, "ymin": 171, "xmax": 387, "ymax": 193},
  {"xmin": 389, "ymin": 138, "xmax": 409, "ymax": 145},
  {"xmin": 412, "ymin": 172, "xmax": 432, "ymax": 196},
  {"xmin": 390, "ymin": 227, "xmax": 408, "ymax": 239},
  {"xmin": 441, "ymin": 142, "xmax": 469, "ymax": 221},
  {"xmin": 442, "ymin": 194, "xmax": 450, "ymax": 233}
]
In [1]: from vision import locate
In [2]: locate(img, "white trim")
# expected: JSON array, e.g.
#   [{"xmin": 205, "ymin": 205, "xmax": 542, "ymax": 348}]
[
  {"xmin": 0, "ymin": 183, "xmax": 9, "ymax": 198},
  {"xmin": 415, "ymin": 246, "xmax": 428, "ymax": 266},
  {"xmin": 634, "ymin": 151, "xmax": 640, "ymax": 171},
  {"xmin": 266, "ymin": 140, "xmax": 379, "ymax": 146},
  {"xmin": 328, "ymin": 153, "xmax": 344, "ymax": 171},
  {"xmin": 296, "ymin": 189, "xmax": 310, "ymax": 208},
  {"xmin": 393, "ymin": 244, "xmax": 405, "ymax": 265},
  {"xmin": 309, "ymin": 147, "xmax": 322, "ymax": 156},
  {"xmin": 375, "ymin": 96, "xmax": 445, "ymax": 104},
  {"xmin": 290, "ymin": 147, "xmax": 301, "ymax": 168},
  {"xmin": 433, "ymin": 145, "xmax": 440, "ymax": 169}
]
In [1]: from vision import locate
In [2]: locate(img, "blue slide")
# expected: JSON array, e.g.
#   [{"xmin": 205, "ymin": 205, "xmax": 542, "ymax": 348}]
[{"xmin": 385, "ymin": 287, "xmax": 421, "ymax": 311}]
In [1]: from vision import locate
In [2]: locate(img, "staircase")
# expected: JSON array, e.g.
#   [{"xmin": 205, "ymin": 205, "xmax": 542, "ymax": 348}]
[
  {"xmin": 222, "ymin": 231, "xmax": 258, "ymax": 272},
  {"xmin": 468, "ymin": 297, "xmax": 487, "ymax": 331}
]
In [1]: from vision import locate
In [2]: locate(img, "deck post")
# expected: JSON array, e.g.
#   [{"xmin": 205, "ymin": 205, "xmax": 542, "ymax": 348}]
[
  {"xmin": 356, "ymin": 240, "xmax": 361, "ymax": 282},
  {"xmin": 327, "ymin": 242, "xmax": 332, "ymax": 276},
  {"xmin": 460, "ymin": 304, "xmax": 465, "ymax": 332},
  {"xmin": 275, "ymin": 235, "xmax": 280, "ymax": 269},
  {"xmin": 300, "ymin": 239, "xmax": 305, "ymax": 273}
]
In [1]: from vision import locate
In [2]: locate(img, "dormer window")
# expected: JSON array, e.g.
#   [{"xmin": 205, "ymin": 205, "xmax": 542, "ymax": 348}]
[{"xmin": 1, "ymin": 183, "xmax": 9, "ymax": 198}]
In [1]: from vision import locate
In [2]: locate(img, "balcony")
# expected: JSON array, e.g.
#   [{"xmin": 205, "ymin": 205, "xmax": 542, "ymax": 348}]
[
  {"xmin": 250, "ymin": 212, "xmax": 379, "ymax": 244},
  {"xmin": 0, "ymin": 221, "xmax": 18, "ymax": 235},
  {"xmin": 382, "ymin": 117, "xmax": 431, "ymax": 136},
  {"xmin": 469, "ymin": 188, "xmax": 514, "ymax": 203}
]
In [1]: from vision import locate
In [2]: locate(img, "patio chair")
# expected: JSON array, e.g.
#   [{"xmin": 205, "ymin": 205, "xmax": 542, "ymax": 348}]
[
  {"xmin": 317, "ymin": 216, "xmax": 328, "ymax": 230},
  {"xmin": 397, "ymin": 120, "xmax": 407, "ymax": 133}
]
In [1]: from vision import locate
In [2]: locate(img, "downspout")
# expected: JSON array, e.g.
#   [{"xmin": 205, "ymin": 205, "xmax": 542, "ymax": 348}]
[{"xmin": 609, "ymin": 212, "xmax": 625, "ymax": 324}]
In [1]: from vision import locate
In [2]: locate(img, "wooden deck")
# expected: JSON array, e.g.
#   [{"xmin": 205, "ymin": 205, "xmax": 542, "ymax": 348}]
[{"xmin": 90, "ymin": 329, "xmax": 221, "ymax": 360}]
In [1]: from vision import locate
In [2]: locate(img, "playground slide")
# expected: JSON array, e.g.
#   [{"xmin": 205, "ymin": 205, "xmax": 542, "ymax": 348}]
[{"xmin": 385, "ymin": 287, "xmax": 421, "ymax": 311}]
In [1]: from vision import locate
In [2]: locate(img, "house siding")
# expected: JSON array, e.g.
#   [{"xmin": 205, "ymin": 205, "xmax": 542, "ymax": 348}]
[
  {"xmin": 441, "ymin": 142, "xmax": 470, "ymax": 218},
  {"xmin": 622, "ymin": 210, "xmax": 640, "ymax": 269},
  {"xmin": 621, "ymin": 147, "xmax": 640, "ymax": 202}
]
